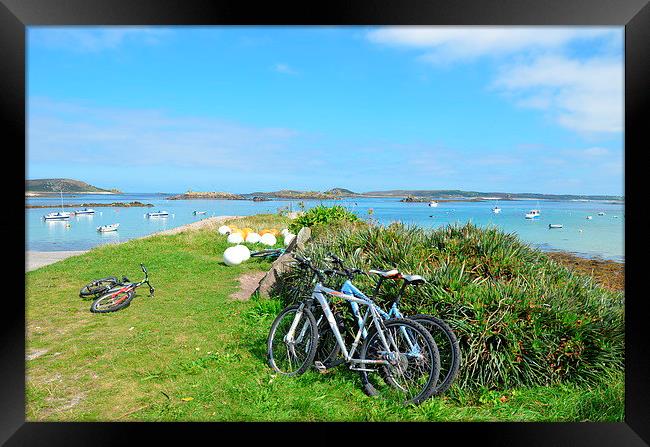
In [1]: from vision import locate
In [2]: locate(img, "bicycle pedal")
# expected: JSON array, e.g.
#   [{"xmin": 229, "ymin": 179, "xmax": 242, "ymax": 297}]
[{"xmin": 314, "ymin": 361, "xmax": 328, "ymax": 373}]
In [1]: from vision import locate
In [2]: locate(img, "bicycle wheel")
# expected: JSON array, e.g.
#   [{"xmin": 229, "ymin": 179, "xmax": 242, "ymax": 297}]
[
  {"xmin": 90, "ymin": 289, "xmax": 135, "ymax": 313},
  {"xmin": 359, "ymin": 318, "xmax": 440, "ymax": 405},
  {"xmin": 411, "ymin": 314, "xmax": 461, "ymax": 396},
  {"xmin": 79, "ymin": 276, "xmax": 118, "ymax": 298},
  {"xmin": 313, "ymin": 309, "xmax": 344, "ymax": 369},
  {"xmin": 267, "ymin": 304, "xmax": 319, "ymax": 376}
]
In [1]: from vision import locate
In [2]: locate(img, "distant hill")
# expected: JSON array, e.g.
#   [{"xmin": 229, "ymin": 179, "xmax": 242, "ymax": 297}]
[
  {"xmin": 26, "ymin": 178, "xmax": 117, "ymax": 193},
  {"xmin": 360, "ymin": 189, "xmax": 623, "ymax": 201},
  {"xmin": 324, "ymin": 188, "xmax": 359, "ymax": 196}
]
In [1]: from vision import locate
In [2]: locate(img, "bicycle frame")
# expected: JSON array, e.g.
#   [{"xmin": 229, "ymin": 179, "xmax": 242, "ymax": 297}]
[
  {"xmin": 340, "ymin": 280, "xmax": 405, "ymax": 338},
  {"xmin": 287, "ymin": 282, "xmax": 404, "ymax": 367}
]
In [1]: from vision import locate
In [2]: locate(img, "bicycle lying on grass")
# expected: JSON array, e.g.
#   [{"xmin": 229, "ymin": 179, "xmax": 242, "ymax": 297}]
[
  {"xmin": 87, "ymin": 264, "xmax": 155, "ymax": 313},
  {"xmin": 267, "ymin": 254, "xmax": 441, "ymax": 405},
  {"xmin": 315, "ymin": 253, "xmax": 461, "ymax": 396},
  {"xmin": 250, "ymin": 248, "xmax": 286, "ymax": 260}
]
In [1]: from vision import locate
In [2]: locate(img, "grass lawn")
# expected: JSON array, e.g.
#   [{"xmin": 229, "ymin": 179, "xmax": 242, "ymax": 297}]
[{"xmin": 25, "ymin": 222, "xmax": 624, "ymax": 421}]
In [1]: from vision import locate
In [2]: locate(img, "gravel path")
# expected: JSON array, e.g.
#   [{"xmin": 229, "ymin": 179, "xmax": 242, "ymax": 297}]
[{"xmin": 26, "ymin": 216, "xmax": 242, "ymax": 272}]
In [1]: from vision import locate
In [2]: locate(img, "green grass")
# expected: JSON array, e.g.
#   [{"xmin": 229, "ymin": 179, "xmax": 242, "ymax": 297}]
[{"xmin": 25, "ymin": 224, "xmax": 623, "ymax": 421}]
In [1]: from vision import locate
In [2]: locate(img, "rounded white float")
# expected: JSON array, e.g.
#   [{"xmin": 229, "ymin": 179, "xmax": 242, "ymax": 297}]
[
  {"xmin": 284, "ymin": 233, "xmax": 295, "ymax": 246},
  {"xmin": 260, "ymin": 233, "xmax": 277, "ymax": 246},
  {"xmin": 245, "ymin": 232, "xmax": 261, "ymax": 243},
  {"xmin": 227, "ymin": 232, "xmax": 244, "ymax": 244},
  {"xmin": 223, "ymin": 246, "xmax": 244, "ymax": 266},
  {"xmin": 234, "ymin": 244, "xmax": 251, "ymax": 261},
  {"xmin": 218, "ymin": 225, "xmax": 231, "ymax": 235}
]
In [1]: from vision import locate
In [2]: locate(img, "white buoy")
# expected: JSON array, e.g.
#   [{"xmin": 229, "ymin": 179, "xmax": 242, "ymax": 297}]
[
  {"xmin": 284, "ymin": 233, "xmax": 295, "ymax": 246},
  {"xmin": 234, "ymin": 244, "xmax": 251, "ymax": 261},
  {"xmin": 223, "ymin": 246, "xmax": 244, "ymax": 266},
  {"xmin": 260, "ymin": 233, "xmax": 277, "ymax": 246},
  {"xmin": 218, "ymin": 225, "xmax": 231, "ymax": 235},
  {"xmin": 245, "ymin": 232, "xmax": 261, "ymax": 243},
  {"xmin": 227, "ymin": 232, "xmax": 244, "ymax": 244}
]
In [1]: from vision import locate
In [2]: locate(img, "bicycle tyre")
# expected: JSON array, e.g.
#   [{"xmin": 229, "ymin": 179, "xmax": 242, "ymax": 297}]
[
  {"xmin": 90, "ymin": 289, "xmax": 135, "ymax": 313},
  {"xmin": 411, "ymin": 314, "xmax": 461, "ymax": 396},
  {"xmin": 314, "ymin": 309, "xmax": 345, "ymax": 369},
  {"xmin": 267, "ymin": 304, "xmax": 319, "ymax": 376},
  {"xmin": 359, "ymin": 318, "xmax": 440, "ymax": 405},
  {"xmin": 79, "ymin": 276, "xmax": 118, "ymax": 298}
]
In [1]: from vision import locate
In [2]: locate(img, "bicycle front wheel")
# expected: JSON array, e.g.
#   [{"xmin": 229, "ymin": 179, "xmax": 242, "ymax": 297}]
[
  {"xmin": 267, "ymin": 304, "xmax": 319, "ymax": 376},
  {"xmin": 90, "ymin": 289, "xmax": 134, "ymax": 313},
  {"xmin": 359, "ymin": 318, "xmax": 440, "ymax": 405}
]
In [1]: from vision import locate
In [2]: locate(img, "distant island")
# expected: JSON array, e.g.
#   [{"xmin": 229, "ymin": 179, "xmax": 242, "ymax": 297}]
[
  {"xmin": 26, "ymin": 178, "xmax": 120, "ymax": 195},
  {"xmin": 165, "ymin": 187, "xmax": 623, "ymax": 202}
]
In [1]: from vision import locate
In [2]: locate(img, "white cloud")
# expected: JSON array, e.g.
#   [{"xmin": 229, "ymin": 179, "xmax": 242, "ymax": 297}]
[
  {"xmin": 366, "ymin": 27, "xmax": 617, "ymax": 63},
  {"xmin": 366, "ymin": 27, "xmax": 623, "ymax": 136},
  {"xmin": 494, "ymin": 55, "xmax": 623, "ymax": 133},
  {"xmin": 28, "ymin": 98, "xmax": 301, "ymax": 171},
  {"xmin": 582, "ymin": 147, "xmax": 610, "ymax": 157},
  {"xmin": 273, "ymin": 63, "xmax": 298, "ymax": 75},
  {"xmin": 29, "ymin": 27, "xmax": 170, "ymax": 52}
]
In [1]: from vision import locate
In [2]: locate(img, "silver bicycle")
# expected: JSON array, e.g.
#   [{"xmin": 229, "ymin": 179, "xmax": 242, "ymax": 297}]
[{"xmin": 267, "ymin": 254, "xmax": 441, "ymax": 405}]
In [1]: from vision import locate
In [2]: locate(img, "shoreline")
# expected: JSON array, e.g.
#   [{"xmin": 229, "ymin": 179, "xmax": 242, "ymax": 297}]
[
  {"xmin": 27, "ymin": 214, "xmax": 624, "ymax": 292},
  {"xmin": 26, "ymin": 216, "xmax": 241, "ymax": 271}
]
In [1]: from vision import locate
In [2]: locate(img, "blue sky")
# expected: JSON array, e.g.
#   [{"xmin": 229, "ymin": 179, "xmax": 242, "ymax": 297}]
[{"xmin": 27, "ymin": 27, "xmax": 624, "ymax": 195}]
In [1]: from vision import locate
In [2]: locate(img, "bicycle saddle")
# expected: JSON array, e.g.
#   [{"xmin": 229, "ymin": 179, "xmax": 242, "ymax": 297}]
[
  {"xmin": 368, "ymin": 269, "xmax": 400, "ymax": 278},
  {"xmin": 401, "ymin": 274, "xmax": 426, "ymax": 285}
]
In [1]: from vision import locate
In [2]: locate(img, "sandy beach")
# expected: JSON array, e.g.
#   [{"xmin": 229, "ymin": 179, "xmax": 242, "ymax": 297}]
[{"xmin": 26, "ymin": 251, "xmax": 88, "ymax": 272}]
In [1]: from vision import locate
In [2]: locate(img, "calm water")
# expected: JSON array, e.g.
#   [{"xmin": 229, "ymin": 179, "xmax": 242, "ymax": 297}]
[{"xmin": 25, "ymin": 193, "xmax": 624, "ymax": 261}]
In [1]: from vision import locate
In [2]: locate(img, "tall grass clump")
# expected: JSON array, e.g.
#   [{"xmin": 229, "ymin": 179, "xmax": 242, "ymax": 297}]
[
  {"xmin": 288, "ymin": 205, "xmax": 360, "ymax": 234},
  {"xmin": 274, "ymin": 221, "xmax": 624, "ymax": 392}
]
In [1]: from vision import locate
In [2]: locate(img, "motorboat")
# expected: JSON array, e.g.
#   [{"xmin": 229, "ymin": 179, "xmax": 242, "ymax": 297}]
[
  {"xmin": 525, "ymin": 209, "xmax": 541, "ymax": 219},
  {"xmin": 428, "ymin": 201, "xmax": 438, "ymax": 207},
  {"xmin": 548, "ymin": 224, "xmax": 563, "ymax": 229},
  {"xmin": 492, "ymin": 206, "xmax": 501, "ymax": 214},
  {"xmin": 97, "ymin": 223, "xmax": 119, "ymax": 232},
  {"xmin": 193, "ymin": 210, "xmax": 207, "ymax": 215},
  {"xmin": 597, "ymin": 212, "xmax": 606, "ymax": 216},
  {"xmin": 146, "ymin": 210, "xmax": 169, "ymax": 218},
  {"xmin": 586, "ymin": 216, "xmax": 593, "ymax": 220},
  {"xmin": 74, "ymin": 207, "xmax": 95, "ymax": 215}
]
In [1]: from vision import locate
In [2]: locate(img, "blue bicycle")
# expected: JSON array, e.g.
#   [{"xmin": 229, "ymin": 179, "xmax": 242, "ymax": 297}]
[{"xmin": 315, "ymin": 253, "xmax": 461, "ymax": 396}]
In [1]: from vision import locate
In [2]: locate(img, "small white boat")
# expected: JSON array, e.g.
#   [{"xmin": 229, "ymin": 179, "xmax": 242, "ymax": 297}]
[
  {"xmin": 97, "ymin": 223, "xmax": 119, "ymax": 232},
  {"xmin": 525, "ymin": 209, "xmax": 541, "ymax": 219},
  {"xmin": 146, "ymin": 210, "xmax": 169, "ymax": 218},
  {"xmin": 43, "ymin": 190, "xmax": 71, "ymax": 220},
  {"xmin": 44, "ymin": 211, "xmax": 71, "ymax": 220},
  {"xmin": 492, "ymin": 206, "xmax": 501, "ymax": 214},
  {"xmin": 193, "ymin": 210, "xmax": 207, "ymax": 215},
  {"xmin": 597, "ymin": 212, "xmax": 606, "ymax": 216},
  {"xmin": 548, "ymin": 224, "xmax": 563, "ymax": 229},
  {"xmin": 428, "ymin": 201, "xmax": 438, "ymax": 207},
  {"xmin": 586, "ymin": 216, "xmax": 593, "ymax": 220},
  {"xmin": 74, "ymin": 207, "xmax": 95, "ymax": 215}
]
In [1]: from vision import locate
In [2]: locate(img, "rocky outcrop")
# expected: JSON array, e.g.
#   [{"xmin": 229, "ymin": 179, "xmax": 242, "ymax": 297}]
[
  {"xmin": 167, "ymin": 191, "xmax": 246, "ymax": 200},
  {"xmin": 254, "ymin": 227, "xmax": 311, "ymax": 298}
]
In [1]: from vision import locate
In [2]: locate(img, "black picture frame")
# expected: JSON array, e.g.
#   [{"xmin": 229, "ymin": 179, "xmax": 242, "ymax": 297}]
[{"xmin": 4, "ymin": 0, "xmax": 648, "ymax": 444}]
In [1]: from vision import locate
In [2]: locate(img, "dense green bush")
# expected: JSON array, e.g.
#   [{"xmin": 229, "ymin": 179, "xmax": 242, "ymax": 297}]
[
  {"xmin": 274, "ymin": 221, "xmax": 624, "ymax": 391},
  {"xmin": 288, "ymin": 205, "xmax": 360, "ymax": 234}
]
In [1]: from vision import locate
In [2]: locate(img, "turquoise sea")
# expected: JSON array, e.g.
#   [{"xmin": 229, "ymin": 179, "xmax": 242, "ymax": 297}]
[{"xmin": 25, "ymin": 193, "xmax": 624, "ymax": 262}]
